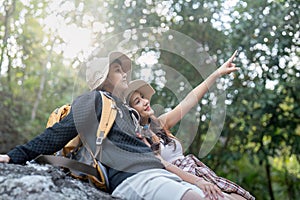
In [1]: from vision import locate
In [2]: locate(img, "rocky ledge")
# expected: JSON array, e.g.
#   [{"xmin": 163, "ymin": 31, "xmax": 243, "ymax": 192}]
[{"xmin": 0, "ymin": 163, "xmax": 117, "ymax": 200}]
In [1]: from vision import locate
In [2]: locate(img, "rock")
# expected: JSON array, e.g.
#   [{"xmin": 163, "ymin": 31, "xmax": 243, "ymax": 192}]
[{"xmin": 0, "ymin": 163, "xmax": 117, "ymax": 200}]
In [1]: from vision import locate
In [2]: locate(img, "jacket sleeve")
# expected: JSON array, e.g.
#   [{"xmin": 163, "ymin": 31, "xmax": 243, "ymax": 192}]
[
  {"xmin": 7, "ymin": 91, "xmax": 102, "ymax": 164},
  {"xmin": 8, "ymin": 104, "xmax": 78, "ymax": 164}
]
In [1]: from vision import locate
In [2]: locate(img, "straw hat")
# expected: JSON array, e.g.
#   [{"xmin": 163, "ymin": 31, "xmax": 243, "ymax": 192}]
[
  {"xmin": 86, "ymin": 52, "xmax": 132, "ymax": 90},
  {"xmin": 125, "ymin": 79, "xmax": 155, "ymax": 104}
]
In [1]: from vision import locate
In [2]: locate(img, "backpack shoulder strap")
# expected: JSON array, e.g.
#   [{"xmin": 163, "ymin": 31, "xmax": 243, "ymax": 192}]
[
  {"xmin": 95, "ymin": 92, "xmax": 117, "ymax": 145},
  {"xmin": 94, "ymin": 92, "xmax": 117, "ymax": 158}
]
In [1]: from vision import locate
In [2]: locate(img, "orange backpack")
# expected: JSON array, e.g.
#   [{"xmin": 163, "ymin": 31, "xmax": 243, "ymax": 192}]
[{"xmin": 35, "ymin": 92, "xmax": 117, "ymax": 192}]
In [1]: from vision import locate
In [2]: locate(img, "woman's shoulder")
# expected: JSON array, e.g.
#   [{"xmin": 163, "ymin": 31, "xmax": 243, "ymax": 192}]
[
  {"xmin": 71, "ymin": 91, "xmax": 104, "ymax": 116},
  {"xmin": 73, "ymin": 90, "xmax": 102, "ymax": 104}
]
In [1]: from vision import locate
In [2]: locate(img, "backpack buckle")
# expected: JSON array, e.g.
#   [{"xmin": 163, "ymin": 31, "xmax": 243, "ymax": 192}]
[
  {"xmin": 96, "ymin": 137, "xmax": 103, "ymax": 145},
  {"xmin": 96, "ymin": 131, "xmax": 105, "ymax": 145}
]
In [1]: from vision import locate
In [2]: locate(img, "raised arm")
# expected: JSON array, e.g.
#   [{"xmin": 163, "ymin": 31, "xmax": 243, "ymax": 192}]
[{"xmin": 159, "ymin": 51, "xmax": 239, "ymax": 129}]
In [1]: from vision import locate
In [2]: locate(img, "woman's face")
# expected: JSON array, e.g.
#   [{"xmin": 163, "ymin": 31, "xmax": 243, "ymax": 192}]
[
  {"xmin": 102, "ymin": 61, "xmax": 128, "ymax": 97},
  {"xmin": 129, "ymin": 91, "xmax": 154, "ymax": 123}
]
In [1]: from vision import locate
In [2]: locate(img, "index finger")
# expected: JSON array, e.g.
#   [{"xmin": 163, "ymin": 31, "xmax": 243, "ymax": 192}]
[{"xmin": 229, "ymin": 50, "xmax": 238, "ymax": 61}]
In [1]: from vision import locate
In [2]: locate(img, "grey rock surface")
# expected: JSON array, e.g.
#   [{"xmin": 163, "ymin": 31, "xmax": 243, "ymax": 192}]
[{"xmin": 0, "ymin": 163, "xmax": 117, "ymax": 200}]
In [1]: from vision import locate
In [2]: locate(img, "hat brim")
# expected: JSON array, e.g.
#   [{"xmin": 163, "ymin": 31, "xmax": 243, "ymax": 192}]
[
  {"xmin": 109, "ymin": 52, "xmax": 131, "ymax": 74},
  {"xmin": 125, "ymin": 80, "xmax": 155, "ymax": 104},
  {"xmin": 87, "ymin": 51, "xmax": 132, "ymax": 91}
]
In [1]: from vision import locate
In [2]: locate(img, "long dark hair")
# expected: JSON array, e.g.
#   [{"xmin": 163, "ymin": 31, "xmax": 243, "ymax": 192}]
[{"xmin": 149, "ymin": 115, "xmax": 175, "ymax": 146}]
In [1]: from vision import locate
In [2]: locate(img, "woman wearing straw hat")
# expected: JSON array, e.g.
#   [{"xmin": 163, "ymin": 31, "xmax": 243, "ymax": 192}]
[
  {"xmin": 125, "ymin": 51, "xmax": 255, "ymax": 200},
  {"xmin": 0, "ymin": 51, "xmax": 220, "ymax": 200}
]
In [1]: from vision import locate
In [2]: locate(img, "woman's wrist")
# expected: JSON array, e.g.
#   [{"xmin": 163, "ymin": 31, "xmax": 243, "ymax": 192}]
[
  {"xmin": 194, "ymin": 178, "xmax": 204, "ymax": 186},
  {"xmin": 214, "ymin": 69, "xmax": 222, "ymax": 78},
  {"xmin": 162, "ymin": 160, "xmax": 172, "ymax": 168},
  {"xmin": 0, "ymin": 154, "xmax": 10, "ymax": 163}
]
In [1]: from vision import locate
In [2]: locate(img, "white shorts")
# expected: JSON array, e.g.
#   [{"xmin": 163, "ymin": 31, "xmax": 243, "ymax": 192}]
[{"xmin": 112, "ymin": 168, "xmax": 205, "ymax": 200}]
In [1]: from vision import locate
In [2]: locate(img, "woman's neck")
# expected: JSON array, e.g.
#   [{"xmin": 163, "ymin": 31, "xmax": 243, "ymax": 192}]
[
  {"xmin": 140, "ymin": 117, "xmax": 150, "ymax": 126},
  {"xmin": 102, "ymin": 86, "xmax": 125, "ymax": 101}
]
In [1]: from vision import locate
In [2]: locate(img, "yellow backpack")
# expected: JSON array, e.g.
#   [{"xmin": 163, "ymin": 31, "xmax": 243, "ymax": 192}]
[{"xmin": 35, "ymin": 92, "xmax": 117, "ymax": 192}]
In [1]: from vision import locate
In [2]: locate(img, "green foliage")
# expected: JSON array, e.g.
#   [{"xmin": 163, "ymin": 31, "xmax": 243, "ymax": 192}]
[{"xmin": 0, "ymin": 0, "xmax": 299, "ymax": 199}]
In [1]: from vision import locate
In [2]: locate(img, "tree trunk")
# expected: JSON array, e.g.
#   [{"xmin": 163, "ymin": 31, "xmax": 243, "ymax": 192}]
[
  {"xmin": 285, "ymin": 167, "xmax": 295, "ymax": 200},
  {"xmin": 265, "ymin": 159, "xmax": 275, "ymax": 200},
  {"xmin": 0, "ymin": 0, "xmax": 15, "ymax": 77},
  {"xmin": 31, "ymin": 41, "xmax": 55, "ymax": 121},
  {"xmin": 7, "ymin": 57, "xmax": 12, "ymax": 93}
]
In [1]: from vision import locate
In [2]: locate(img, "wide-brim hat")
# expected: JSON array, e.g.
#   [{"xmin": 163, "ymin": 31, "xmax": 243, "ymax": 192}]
[
  {"xmin": 86, "ymin": 51, "xmax": 132, "ymax": 90},
  {"xmin": 125, "ymin": 79, "xmax": 155, "ymax": 104}
]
